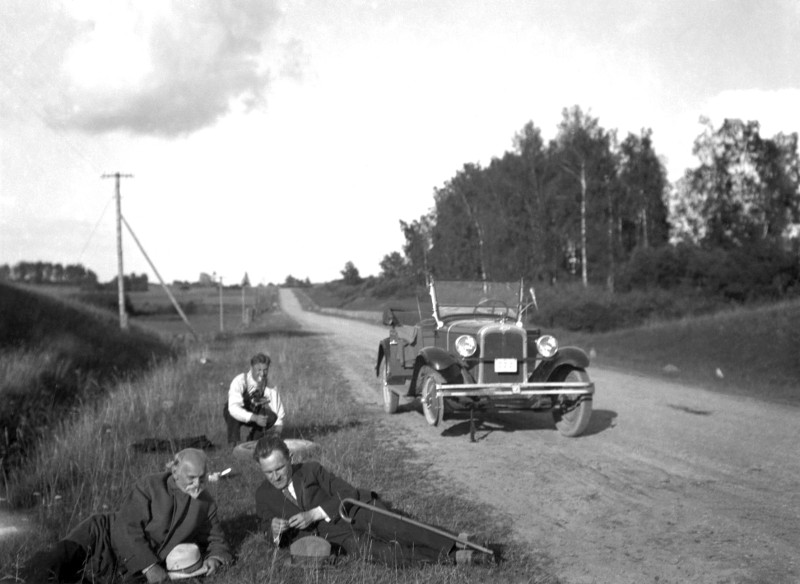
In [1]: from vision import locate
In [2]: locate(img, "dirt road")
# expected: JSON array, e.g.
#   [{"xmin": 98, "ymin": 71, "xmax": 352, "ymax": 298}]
[{"xmin": 279, "ymin": 289, "xmax": 799, "ymax": 584}]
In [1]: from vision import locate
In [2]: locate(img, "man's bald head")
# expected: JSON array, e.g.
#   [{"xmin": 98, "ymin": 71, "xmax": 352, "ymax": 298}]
[{"xmin": 169, "ymin": 449, "xmax": 208, "ymax": 499}]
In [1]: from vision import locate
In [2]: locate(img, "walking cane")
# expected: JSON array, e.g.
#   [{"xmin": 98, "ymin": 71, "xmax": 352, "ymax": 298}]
[{"xmin": 337, "ymin": 497, "xmax": 495, "ymax": 556}]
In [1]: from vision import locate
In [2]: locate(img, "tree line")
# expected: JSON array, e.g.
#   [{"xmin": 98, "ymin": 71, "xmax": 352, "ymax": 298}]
[
  {"xmin": 375, "ymin": 106, "xmax": 800, "ymax": 302},
  {"xmin": 0, "ymin": 261, "xmax": 99, "ymax": 286},
  {"xmin": 0, "ymin": 261, "xmax": 154, "ymax": 292}
]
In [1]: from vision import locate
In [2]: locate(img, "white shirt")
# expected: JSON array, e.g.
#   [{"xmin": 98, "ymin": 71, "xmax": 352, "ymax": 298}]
[{"xmin": 227, "ymin": 371, "xmax": 285, "ymax": 426}]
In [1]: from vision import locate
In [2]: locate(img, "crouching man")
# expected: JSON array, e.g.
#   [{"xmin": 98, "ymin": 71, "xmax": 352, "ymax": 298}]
[
  {"xmin": 23, "ymin": 448, "xmax": 232, "ymax": 583},
  {"xmin": 224, "ymin": 352, "xmax": 285, "ymax": 446}
]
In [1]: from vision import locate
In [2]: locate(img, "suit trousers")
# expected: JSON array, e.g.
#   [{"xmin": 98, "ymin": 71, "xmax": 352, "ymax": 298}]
[
  {"xmin": 222, "ymin": 403, "xmax": 277, "ymax": 445},
  {"xmin": 21, "ymin": 514, "xmax": 143, "ymax": 583},
  {"xmin": 318, "ymin": 500, "xmax": 456, "ymax": 567}
]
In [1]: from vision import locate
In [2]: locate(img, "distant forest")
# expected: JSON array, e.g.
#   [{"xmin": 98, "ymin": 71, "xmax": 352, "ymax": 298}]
[{"xmin": 372, "ymin": 107, "xmax": 800, "ymax": 303}]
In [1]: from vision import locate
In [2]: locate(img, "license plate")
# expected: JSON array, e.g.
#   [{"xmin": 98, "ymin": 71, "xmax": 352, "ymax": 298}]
[{"xmin": 494, "ymin": 358, "xmax": 518, "ymax": 373}]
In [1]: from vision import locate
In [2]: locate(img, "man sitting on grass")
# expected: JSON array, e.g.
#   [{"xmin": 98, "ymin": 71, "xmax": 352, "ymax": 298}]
[
  {"xmin": 224, "ymin": 352, "xmax": 285, "ymax": 446},
  {"xmin": 253, "ymin": 434, "xmax": 491, "ymax": 567},
  {"xmin": 22, "ymin": 448, "xmax": 232, "ymax": 583}
]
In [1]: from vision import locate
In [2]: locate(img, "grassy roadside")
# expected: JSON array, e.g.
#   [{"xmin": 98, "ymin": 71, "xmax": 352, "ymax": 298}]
[
  {"xmin": 0, "ymin": 282, "xmax": 175, "ymax": 472},
  {"xmin": 1, "ymin": 304, "xmax": 557, "ymax": 583},
  {"xmin": 554, "ymin": 298, "xmax": 800, "ymax": 407}
]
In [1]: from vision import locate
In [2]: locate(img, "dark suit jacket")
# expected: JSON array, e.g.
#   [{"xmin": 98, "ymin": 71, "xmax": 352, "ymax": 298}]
[
  {"xmin": 255, "ymin": 462, "xmax": 456, "ymax": 566},
  {"xmin": 108, "ymin": 472, "xmax": 232, "ymax": 573},
  {"xmin": 255, "ymin": 461, "xmax": 372, "ymax": 544}
]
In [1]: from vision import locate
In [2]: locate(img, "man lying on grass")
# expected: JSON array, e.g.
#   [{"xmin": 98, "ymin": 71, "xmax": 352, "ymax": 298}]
[
  {"xmin": 22, "ymin": 448, "xmax": 232, "ymax": 583},
  {"xmin": 253, "ymin": 434, "xmax": 493, "ymax": 567}
]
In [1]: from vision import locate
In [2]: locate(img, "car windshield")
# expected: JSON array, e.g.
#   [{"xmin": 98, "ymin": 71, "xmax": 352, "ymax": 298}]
[{"xmin": 432, "ymin": 280, "xmax": 523, "ymax": 319}]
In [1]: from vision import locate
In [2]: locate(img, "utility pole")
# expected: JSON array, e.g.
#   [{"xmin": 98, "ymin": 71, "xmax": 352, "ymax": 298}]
[
  {"xmin": 102, "ymin": 172, "xmax": 134, "ymax": 330},
  {"xmin": 218, "ymin": 275, "xmax": 224, "ymax": 332},
  {"xmin": 241, "ymin": 272, "xmax": 250, "ymax": 325}
]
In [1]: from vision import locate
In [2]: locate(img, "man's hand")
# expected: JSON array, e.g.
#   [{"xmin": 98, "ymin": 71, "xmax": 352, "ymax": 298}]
[
  {"xmin": 253, "ymin": 414, "xmax": 270, "ymax": 427},
  {"xmin": 144, "ymin": 564, "xmax": 168, "ymax": 583},
  {"xmin": 271, "ymin": 517, "xmax": 290, "ymax": 538},
  {"xmin": 203, "ymin": 557, "xmax": 223, "ymax": 576},
  {"xmin": 287, "ymin": 510, "xmax": 321, "ymax": 530}
]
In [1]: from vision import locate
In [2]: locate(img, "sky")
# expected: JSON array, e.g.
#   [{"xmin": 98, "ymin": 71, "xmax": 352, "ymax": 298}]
[{"xmin": 1, "ymin": 0, "xmax": 799, "ymax": 286}]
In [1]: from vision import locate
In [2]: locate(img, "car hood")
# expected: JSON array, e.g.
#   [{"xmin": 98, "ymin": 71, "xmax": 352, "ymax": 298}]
[{"xmin": 443, "ymin": 319, "xmax": 522, "ymax": 335}]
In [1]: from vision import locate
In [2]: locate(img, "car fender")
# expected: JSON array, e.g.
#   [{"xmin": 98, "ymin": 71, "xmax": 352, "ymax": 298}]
[
  {"xmin": 409, "ymin": 347, "xmax": 460, "ymax": 394},
  {"xmin": 375, "ymin": 339, "xmax": 391, "ymax": 377},
  {"xmin": 530, "ymin": 346, "xmax": 591, "ymax": 381},
  {"xmin": 418, "ymin": 346, "xmax": 460, "ymax": 372}
]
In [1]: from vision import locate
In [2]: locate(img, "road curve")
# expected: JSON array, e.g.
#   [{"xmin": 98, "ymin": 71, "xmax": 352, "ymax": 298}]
[{"xmin": 280, "ymin": 288, "xmax": 800, "ymax": 584}]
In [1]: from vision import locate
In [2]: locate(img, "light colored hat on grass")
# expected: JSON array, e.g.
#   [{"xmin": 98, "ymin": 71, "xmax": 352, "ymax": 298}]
[
  {"xmin": 166, "ymin": 543, "xmax": 208, "ymax": 580},
  {"xmin": 287, "ymin": 535, "xmax": 332, "ymax": 567}
]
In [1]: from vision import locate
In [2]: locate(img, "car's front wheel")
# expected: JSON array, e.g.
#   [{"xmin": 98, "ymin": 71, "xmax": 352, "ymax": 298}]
[
  {"xmin": 552, "ymin": 368, "xmax": 593, "ymax": 437},
  {"xmin": 419, "ymin": 366, "xmax": 444, "ymax": 426},
  {"xmin": 381, "ymin": 360, "xmax": 399, "ymax": 414}
]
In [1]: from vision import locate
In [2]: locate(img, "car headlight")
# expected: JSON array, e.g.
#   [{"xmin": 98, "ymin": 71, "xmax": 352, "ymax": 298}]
[
  {"xmin": 455, "ymin": 335, "xmax": 477, "ymax": 357},
  {"xmin": 535, "ymin": 335, "xmax": 558, "ymax": 358}
]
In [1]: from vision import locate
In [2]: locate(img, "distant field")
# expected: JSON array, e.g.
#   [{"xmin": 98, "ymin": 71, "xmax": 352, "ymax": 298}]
[{"xmin": 26, "ymin": 283, "xmax": 279, "ymax": 339}]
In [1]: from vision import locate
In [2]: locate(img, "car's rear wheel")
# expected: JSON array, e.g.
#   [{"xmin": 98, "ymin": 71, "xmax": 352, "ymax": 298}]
[
  {"xmin": 419, "ymin": 366, "xmax": 444, "ymax": 426},
  {"xmin": 381, "ymin": 359, "xmax": 399, "ymax": 414},
  {"xmin": 552, "ymin": 368, "xmax": 593, "ymax": 437}
]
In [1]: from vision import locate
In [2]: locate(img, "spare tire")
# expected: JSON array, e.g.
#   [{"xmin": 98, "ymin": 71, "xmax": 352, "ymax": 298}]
[{"xmin": 232, "ymin": 438, "xmax": 320, "ymax": 462}]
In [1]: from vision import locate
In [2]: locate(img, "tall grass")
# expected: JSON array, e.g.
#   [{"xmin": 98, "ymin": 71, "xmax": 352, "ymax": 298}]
[
  {"xmin": 0, "ymin": 311, "xmax": 556, "ymax": 583},
  {"xmin": 0, "ymin": 282, "xmax": 173, "ymax": 475}
]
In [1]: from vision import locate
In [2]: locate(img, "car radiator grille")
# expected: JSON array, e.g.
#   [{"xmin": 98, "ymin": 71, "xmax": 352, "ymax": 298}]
[{"xmin": 480, "ymin": 329, "xmax": 525, "ymax": 383}]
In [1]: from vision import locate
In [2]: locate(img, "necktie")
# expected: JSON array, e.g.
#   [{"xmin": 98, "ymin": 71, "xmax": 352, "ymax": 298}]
[{"xmin": 283, "ymin": 487, "xmax": 299, "ymax": 508}]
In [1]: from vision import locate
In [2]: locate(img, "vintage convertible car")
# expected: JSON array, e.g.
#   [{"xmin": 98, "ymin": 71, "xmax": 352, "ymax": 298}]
[{"xmin": 376, "ymin": 278, "xmax": 595, "ymax": 438}]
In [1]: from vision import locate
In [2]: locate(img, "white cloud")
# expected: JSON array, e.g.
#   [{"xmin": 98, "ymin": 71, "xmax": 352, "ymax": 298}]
[{"xmin": 47, "ymin": 0, "xmax": 285, "ymax": 137}]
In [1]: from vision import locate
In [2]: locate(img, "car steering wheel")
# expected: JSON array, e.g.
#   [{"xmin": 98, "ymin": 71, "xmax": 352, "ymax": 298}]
[{"xmin": 473, "ymin": 298, "xmax": 510, "ymax": 317}]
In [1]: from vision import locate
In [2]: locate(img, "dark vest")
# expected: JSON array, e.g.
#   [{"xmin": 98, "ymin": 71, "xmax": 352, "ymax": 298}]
[{"xmin": 242, "ymin": 372, "xmax": 266, "ymax": 413}]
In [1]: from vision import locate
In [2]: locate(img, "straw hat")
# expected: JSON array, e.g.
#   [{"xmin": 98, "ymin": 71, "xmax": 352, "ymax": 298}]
[{"xmin": 166, "ymin": 543, "xmax": 208, "ymax": 580}]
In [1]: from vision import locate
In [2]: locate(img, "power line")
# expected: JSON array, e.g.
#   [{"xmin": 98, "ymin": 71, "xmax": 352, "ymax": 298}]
[{"xmin": 77, "ymin": 195, "xmax": 114, "ymax": 264}]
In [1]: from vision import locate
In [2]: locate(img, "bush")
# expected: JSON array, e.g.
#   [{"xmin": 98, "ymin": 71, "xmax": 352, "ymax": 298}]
[
  {"xmin": 618, "ymin": 241, "xmax": 800, "ymax": 303},
  {"xmin": 368, "ymin": 276, "xmax": 419, "ymax": 299},
  {"xmin": 530, "ymin": 283, "xmax": 724, "ymax": 332}
]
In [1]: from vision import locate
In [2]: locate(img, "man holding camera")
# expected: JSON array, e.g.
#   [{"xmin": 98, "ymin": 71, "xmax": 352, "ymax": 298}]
[{"xmin": 224, "ymin": 352, "xmax": 285, "ymax": 446}]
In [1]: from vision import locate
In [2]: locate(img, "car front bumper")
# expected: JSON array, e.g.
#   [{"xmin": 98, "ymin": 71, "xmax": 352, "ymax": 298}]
[{"xmin": 434, "ymin": 381, "xmax": 594, "ymax": 398}]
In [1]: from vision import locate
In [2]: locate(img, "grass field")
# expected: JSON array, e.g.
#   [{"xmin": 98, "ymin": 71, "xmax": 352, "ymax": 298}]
[
  {"xmin": 23, "ymin": 282, "xmax": 276, "ymax": 340},
  {"xmin": 0, "ymin": 285, "xmax": 553, "ymax": 583},
  {"xmin": 556, "ymin": 298, "xmax": 800, "ymax": 406}
]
